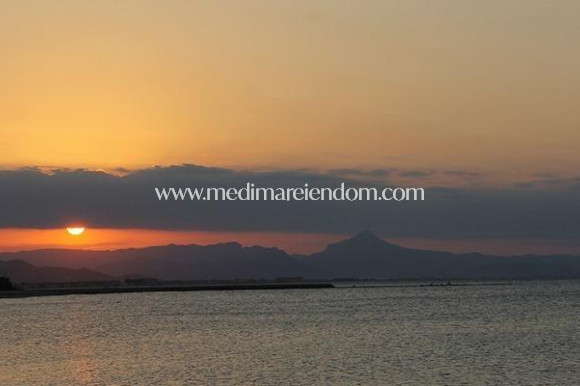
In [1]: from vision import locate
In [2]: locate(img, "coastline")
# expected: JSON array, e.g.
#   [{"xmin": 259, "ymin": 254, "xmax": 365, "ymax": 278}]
[{"xmin": 0, "ymin": 282, "xmax": 335, "ymax": 299}]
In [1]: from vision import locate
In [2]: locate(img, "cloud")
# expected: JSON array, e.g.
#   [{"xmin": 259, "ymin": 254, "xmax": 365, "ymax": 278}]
[
  {"xmin": 397, "ymin": 170, "xmax": 431, "ymax": 178},
  {"xmin": 328, "ymin": 168, "xmax": 392, "ymax": 177},
  {"xmin": 442, "ymin": 170, "xmax": 485, "ymax": 179},
  {"xmin": 1, "ymin": 164, "xmax": 579, "ymax": 241}
]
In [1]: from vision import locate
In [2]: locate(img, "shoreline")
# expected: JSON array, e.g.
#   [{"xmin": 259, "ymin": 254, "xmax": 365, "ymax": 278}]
[
  {"xmin": 0, "ymin": 282, "xmax": 335, "ymax": 299},
  {"xmin": 3, "ymin": 278, "xmax": 575, "ymax": 299}
]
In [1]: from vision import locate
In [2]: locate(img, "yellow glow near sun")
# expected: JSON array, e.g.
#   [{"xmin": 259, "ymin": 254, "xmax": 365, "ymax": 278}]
[{"xmin": 66, "ymin": 227, "xmax": 86, "ymax": 236}]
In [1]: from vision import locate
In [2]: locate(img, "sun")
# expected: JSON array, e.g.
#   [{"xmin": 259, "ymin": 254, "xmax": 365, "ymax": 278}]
[{"xmin": 66, "ymin": 227, "xmax": 86, "ymax": 236}]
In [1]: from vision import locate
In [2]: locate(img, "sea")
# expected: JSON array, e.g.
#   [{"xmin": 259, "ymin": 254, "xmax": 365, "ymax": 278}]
[{"xmin": 1, "ymin": 280, "xmax": 579, "ymax": 385}]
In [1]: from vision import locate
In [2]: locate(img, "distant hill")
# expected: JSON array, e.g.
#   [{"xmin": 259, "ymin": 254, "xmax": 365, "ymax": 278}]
[
  {"xmin": 1, "ymin": 231, "xmax": 580, "ymax": 282},
  {"xmin": 0, "ymin": 259, "xmax": 113, "ymax": 284},
  {"xmin": 302, "ymin": 230, "xmax": 580, "ymax": 279},
  {"xmin": 0, "ymin": 243, "xmax": 306, "ymax": 281}
]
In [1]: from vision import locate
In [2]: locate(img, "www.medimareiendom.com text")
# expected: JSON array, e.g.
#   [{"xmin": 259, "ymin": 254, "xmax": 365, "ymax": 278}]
[{"xmin": 155, "ymin": 183, "xmax": 425, "ymax": 202}]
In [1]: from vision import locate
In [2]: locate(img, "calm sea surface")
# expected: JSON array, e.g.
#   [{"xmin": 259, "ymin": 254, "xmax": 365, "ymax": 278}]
[{"xmin": 1, "ymin": 280, "xmax": 579, "ymax": 385}]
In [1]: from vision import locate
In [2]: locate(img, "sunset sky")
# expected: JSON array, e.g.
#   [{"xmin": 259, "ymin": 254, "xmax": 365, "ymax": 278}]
[{"xmin": 1, "ymin": 1, "xmax": 579, "ymax": 254}]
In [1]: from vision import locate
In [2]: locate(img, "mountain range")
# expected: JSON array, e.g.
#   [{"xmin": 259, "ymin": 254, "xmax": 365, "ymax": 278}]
[
  {"xmin": 0, "ymin": 259, "xmax": 113, "ymax": 284},
  {"xmin": 1, "ymin": 231, "xmax": 580, "ymax": 283}
]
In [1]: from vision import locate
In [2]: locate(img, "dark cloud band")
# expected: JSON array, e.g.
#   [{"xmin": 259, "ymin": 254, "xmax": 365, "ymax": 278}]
[{"xmin": 0, "ymin": 165, "xmax": 579, "ymax": 241}]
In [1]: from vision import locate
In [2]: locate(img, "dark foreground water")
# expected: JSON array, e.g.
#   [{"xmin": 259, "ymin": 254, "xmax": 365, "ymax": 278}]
[{"xmin": 1, "ymin": 280, "xmax": 579, "ymax": 385}]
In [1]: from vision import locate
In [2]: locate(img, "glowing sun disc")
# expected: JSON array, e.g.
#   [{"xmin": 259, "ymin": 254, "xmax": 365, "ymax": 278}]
[{"xmin": 66, "ymin": 227, "xmax": 86, "ymax": 236}]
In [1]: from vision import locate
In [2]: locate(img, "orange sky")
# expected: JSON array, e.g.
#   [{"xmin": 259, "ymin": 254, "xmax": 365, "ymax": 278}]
[
  {"xmin": 1, "ymin": 229, "xmax": 578, "ymax": 257},
  {"xmin": 1, "ymin": 1, "xmax": 579, "ymax": 173},
  {"xmin": 0, "ymin": 229, "xmax": 342, "ymax": 254}
]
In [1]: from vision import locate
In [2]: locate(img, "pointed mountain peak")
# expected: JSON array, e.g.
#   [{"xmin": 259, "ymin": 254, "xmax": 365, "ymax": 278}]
[
  {"xmin": 322, "ymin": 230, "xmax": 401, "ymax": 253},
  {"xmin": 350, "ymin": 230, "xmax": 383, "ymax": 242}
]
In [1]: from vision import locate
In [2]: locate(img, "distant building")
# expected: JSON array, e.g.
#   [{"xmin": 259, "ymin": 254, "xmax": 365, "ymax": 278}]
[
  {"xmin": 124, "ymin": 277, "xmax": 161, "ymax": 286},
  {"xmin": 275, "ymin": 276, "xmax": 304, "ymax": 283},
  {"xmin": 0, "ymin": 276, "xmax": 14, "ymax": 291}
]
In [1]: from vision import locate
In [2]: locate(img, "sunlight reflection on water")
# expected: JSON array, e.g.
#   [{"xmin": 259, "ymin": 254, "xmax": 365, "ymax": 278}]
[{"xmin": 1, "ymin": 281, "xmax": 579, "ymax": 385}]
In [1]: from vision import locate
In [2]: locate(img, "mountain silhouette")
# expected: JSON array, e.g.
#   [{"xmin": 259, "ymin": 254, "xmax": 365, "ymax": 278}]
[
  {"xmin": 1, "ymin": 231, "xmax": 579, "ymax": 282},
  {"xmin": 0, "ymin": 259, "xmax": 113, "ymax": 284}
]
